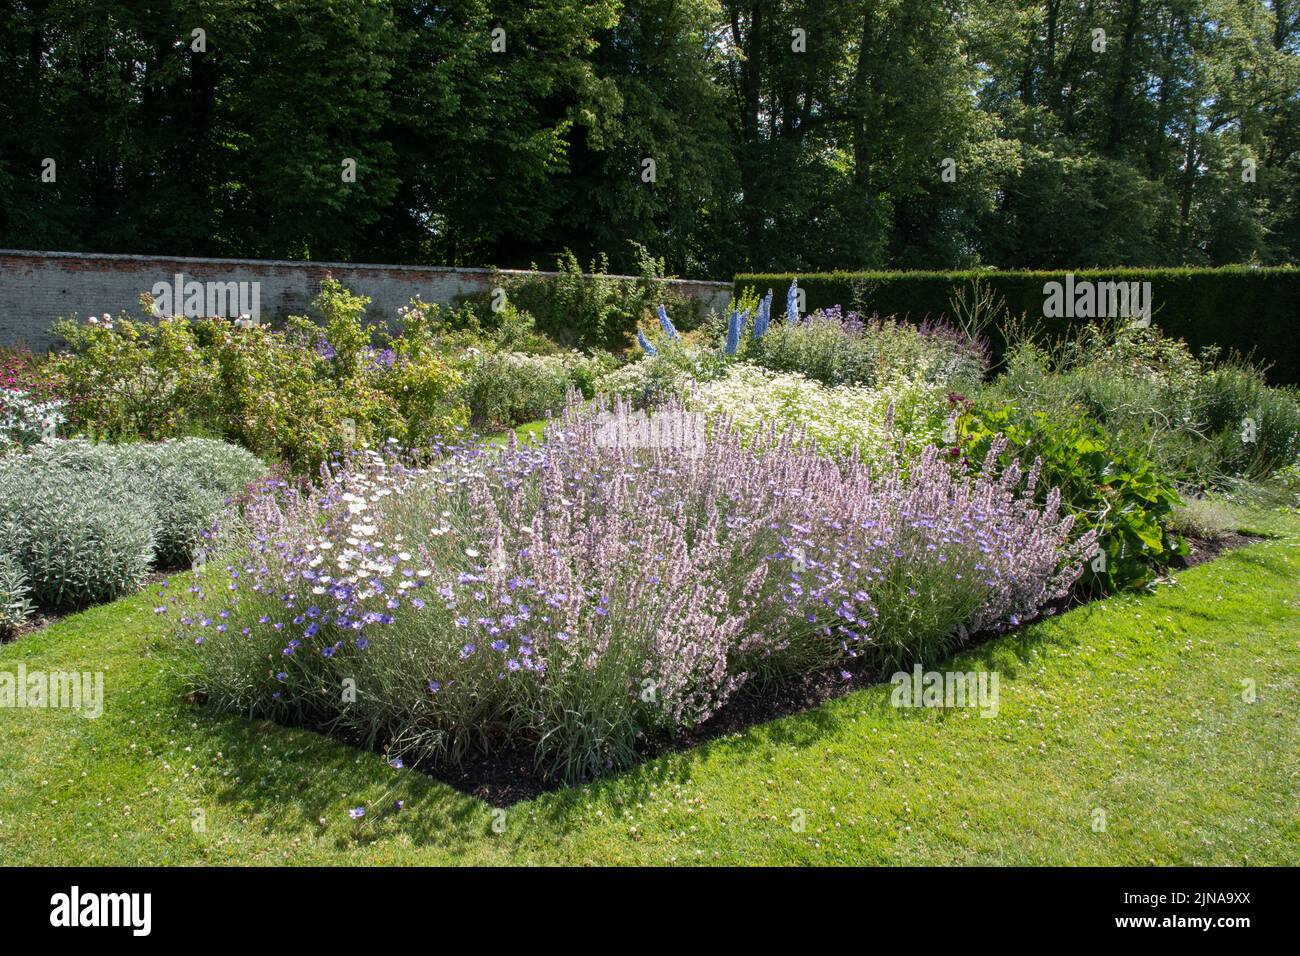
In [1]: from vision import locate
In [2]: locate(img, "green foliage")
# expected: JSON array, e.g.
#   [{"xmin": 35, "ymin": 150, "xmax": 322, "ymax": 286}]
[
  {"xmin": 0, "ymin": 455, "xmax": 156, "ymax": 610},
  {"xmin": 49, "ymin": 312, "xmax": 223, "ymax": 441},
  {"xmin": 115, "ymin": 439, "xmax": 266, "ymax": 567},
  {"xmin": 461, "ymin": 351, "xmax": 616, "ymax": 430},
  {"xmin": 737, "ymin": 268, "xmax": 1300, "ymax": 385},
  {"xmin": 49, "ymin": 281, "xmax": 471, "ymax": 475},
  {"xmin": 1195, "ymin": 366, "xmax": 1300, "ymax": 481},
  {"xmin": 742, "ymin": 311, "xmax": 988, "ymax": 390},
  {"xmin": 0, "ymin": 550, "xmax": 33, "ymax": 634},
  {"xmin": 486, "ymin": 246, "xmax": 694, "ymax": 351},
  {"xmin": 959, "ymin": 404, "xmax": 1185, "ymax": 593},
  {"xmin": 3, "ymin": 437, "xmax": 265, "ymax": 582},
  {"xmin": 984, "ymin": 322, "xmax": 1300, "ymax": 487}
]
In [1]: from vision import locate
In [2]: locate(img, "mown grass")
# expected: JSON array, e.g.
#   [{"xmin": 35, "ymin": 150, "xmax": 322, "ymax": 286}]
[
  {"xmin": 1, "ymin": 508, "xmax": 1296, "ymax": 866},
  {"xmin": 484, "ymin": 419, "xmax": 548, "ymax": 446}
]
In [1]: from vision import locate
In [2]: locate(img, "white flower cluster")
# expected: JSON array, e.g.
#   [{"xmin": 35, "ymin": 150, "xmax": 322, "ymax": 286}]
[
  {"xmin": 688, "ymin": 363, "xmax": 950, "ymax": 468},
  {"xmin": 0, "ymin": 389, "xmax": 68, "ymax": 449}
]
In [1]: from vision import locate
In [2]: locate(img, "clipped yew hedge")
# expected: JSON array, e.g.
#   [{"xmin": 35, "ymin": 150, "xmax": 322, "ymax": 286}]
[{"xmin": 734, "ymin": 267, "xmax": 1300, "ymax": 384}]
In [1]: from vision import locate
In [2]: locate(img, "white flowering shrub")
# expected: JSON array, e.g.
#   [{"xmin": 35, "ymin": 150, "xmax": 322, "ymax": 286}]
[
  {"xmin": 597, "ymin": 346, "xmax": 728, "ymax": 407},
  {"xmin": 0, "ymin": 388, "xmax": 67, "ymax": 449},
  {"xmin": 689, "ymin": 364, "xmax": 951, "ymax": 469}
]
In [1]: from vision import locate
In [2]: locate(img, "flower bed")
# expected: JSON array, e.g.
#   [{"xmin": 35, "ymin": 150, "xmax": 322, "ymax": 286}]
[
  {"xmin": 171, "ymin": 396, "xmax": 1093, "ymax": 784},
  {"xmin": 689, "ymin": 363, "xmax": 950, "ymax": 469}
]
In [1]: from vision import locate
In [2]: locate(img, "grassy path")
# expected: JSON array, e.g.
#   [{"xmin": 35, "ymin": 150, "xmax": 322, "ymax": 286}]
[{"xmin": 2, "ymin": 514, "xmax": 1297, "ymax": 866}]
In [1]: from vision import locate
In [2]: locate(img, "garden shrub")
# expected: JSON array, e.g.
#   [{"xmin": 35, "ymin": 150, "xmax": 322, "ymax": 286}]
[
  {"xmin": 49, "ymin": 280, "xmax": 471, "ymax": 475},
  {"xmin": 0, "ymin": 437, "xmax": 264, "ymax": 609},
  {"xmin": 983, "ymin": 323, "xmax": 1300, "ymax": 487},
  {"xmin": 116, "ymin": 439, "xmax": 266, "ymax": 566},
  {"xmin": 689, "ymin": 364, "xmax": 950, "ymax": 470},
  {"xmin": 741, "ymin": 307, "xmax": 988, "ymax": 391},
  {"xmin": 735, "ymin": 267, "xmax": 1300, "ymax": 385},
  {"xmin": 0, "ymin": 457, "xmax": 157, "ymax": 610},
  {"xmin": 461, "ymin": 351, "xmax": 616, "ymax": 430},
  {"xmin": 170, "ymin": 395, "xmax": 1092, "ymax": 783},
  {"xmin": 597, "ymin": 342, "xmax": 728, "ymax": 407},
  {"xmin": 403, "ymin": 296, "xmax": 560, "ymax": 357},
  {"xmin": 50, "ymin": 310, "xmax": 224, "ymax": 441},
  {"xmin": 958, "ymin": 402, "xmax": 1185, "ymax": 592},
  {"xmin": 485, "ymin": 245, "xmax": 701, "ymax": 351},
  {"xmin": 0, "ymin": 549, "xmax": 34, "ymax": 635},
  {"xmin": 1195, "ymin": 365, "xmax": 1300, "ymax": 481}
]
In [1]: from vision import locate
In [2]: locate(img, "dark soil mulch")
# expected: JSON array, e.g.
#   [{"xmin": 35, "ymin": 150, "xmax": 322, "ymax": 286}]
[
  {"xmin": 1, "ymin": 569, "xmax": 174, "ymax": 645},
  {"xmin": 1175, "ymin": 530, "xmax": 1260, "ymax": 568}
]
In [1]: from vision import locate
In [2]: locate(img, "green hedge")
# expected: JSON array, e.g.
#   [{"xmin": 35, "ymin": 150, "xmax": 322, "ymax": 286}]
[{"xmin": 734, "ymin": 268, "xmax": 1300, "ymax": 385}]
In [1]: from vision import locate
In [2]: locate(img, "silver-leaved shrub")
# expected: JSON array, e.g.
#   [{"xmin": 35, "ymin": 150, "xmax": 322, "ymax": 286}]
[
  {"xmin": 0, "ymin": 550, "xmax": 34, "ymax": 635},
  {"xmin": 0, "ymin": 461, "xmax": 156, "ymax": 610},
  {"xmin": 0, "ymin": 437, "xmax": 265, "ymax": 614}
]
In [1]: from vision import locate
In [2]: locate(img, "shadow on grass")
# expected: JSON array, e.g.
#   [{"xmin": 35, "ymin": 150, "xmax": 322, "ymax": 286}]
[{"xmin": 146, "ymin": 531, "xmax": 1298, "ymax": 848}]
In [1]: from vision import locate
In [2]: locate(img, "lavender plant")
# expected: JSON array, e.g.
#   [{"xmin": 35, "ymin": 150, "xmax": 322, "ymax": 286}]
[{"xmin": 171, "ymin": 396, "xmax": 1091, "ymax": 784}]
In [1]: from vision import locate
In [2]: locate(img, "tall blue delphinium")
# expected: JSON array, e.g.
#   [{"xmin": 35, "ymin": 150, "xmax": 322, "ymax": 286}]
[
  {"xmin": 752, "ymin": 290, "xmax": 774, "ymax": 340},
  {"xmin": 724, "ymin": 307, "xmax": 748, "ymax": 356},
  {"xmin": 657, "ymin": 304, "xmax": 679, "ymax": 341},
  {"xmin": 637, "ymin": 330, "xmax": 659, "ymax": 356},
  {"xmin": 786, "ymin": 279, "xmax": 800, "ymax": 325}
]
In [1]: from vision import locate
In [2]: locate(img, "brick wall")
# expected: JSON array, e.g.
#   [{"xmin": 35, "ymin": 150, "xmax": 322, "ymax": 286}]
[{"xmin": 0, "ymin": 250, "xmax": 733, "ymax": 350}]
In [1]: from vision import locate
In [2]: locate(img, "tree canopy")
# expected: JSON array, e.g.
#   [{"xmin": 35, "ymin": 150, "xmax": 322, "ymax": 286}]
[{"xmin": 1, "ymin": 0, "xmax": 1296, "ymax": 276}]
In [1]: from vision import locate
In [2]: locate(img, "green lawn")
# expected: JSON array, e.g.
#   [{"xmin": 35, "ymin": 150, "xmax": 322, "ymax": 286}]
[
  {"xmin": 484, "ymin": 419, "xmax": 548, "ymax": 446},
  {"xmin": 2, "ymin": 510, "xmax": 1297, "ymax": 866}
]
